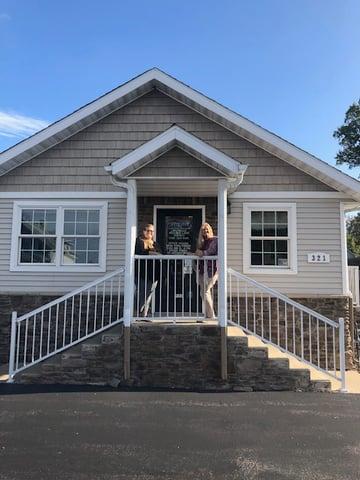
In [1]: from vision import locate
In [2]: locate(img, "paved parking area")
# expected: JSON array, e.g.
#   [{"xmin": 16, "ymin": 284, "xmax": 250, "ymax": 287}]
[{"xmin": 0, "ymin": 387, "xmax": 359, "ymax": 479}]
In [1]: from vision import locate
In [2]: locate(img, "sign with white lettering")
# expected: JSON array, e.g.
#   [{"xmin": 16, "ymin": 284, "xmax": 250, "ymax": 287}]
[{"xmin": 307, "ymin": 252, "xmax": 330, "ymax": 263}]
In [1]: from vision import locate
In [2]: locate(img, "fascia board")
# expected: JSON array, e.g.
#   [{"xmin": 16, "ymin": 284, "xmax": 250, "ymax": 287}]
[{"xmin": 0, "ymin": 69, "xmax": 157, "ymax": 171}]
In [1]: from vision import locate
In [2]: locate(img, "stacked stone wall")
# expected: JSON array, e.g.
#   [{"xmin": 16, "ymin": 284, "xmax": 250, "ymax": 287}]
[{"xmin": 15, "ymin": 324, "xmax": 330, "ymax": 392}]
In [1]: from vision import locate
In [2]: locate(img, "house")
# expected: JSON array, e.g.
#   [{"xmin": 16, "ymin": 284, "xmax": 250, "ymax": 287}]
[{"xmin": 1, "ymin": 68, "xmax": 359, "ymax": 391}]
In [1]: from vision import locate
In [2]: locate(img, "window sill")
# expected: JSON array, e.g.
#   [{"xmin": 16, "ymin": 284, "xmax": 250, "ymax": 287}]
[
  {"xmin": 9, "ymin": 265, "xmax": 106, "ymax": 273},
  {"xmin": 243, "ymin": 266, "xmax": 298, "ymax": 275}
]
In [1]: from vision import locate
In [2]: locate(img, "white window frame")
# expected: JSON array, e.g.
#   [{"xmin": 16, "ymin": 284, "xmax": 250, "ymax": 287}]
[
  {"xmin": 243, "ymin": 202, "xmax": 297, "ymax": 275},
  {"xmin": 10, "ymin": 200, "xmax": 108, "ymax": 272}
]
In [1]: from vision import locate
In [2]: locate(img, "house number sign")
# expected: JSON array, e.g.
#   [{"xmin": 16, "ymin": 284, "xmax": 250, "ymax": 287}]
[{"xmin": 307, "ymin": 252, "xmax": 330, "ymax": 263}]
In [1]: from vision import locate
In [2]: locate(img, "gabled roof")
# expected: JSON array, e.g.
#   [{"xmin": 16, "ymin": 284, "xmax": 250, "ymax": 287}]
[
  {"xmin": 1, "ymin": 68, "xmax": 360, "ymax": 200},
  {"xmin": 106, "ymin": 125, "xmax": 247, "ymax": 178}
]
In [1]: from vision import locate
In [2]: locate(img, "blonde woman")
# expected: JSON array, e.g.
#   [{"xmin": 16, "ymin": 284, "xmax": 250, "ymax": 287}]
[
  {"xmin": 135, "ymin": 223, "xmax": 162, "ymax": 317},
  {"xmin": 195, "ymin": 223, "xmax": 218, "ymax": 319}
]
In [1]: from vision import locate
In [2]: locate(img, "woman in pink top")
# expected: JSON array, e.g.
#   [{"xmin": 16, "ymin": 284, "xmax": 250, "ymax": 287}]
[{"xmin": 195, "ymin": 223, "xmax": 218, "ymax": 319}]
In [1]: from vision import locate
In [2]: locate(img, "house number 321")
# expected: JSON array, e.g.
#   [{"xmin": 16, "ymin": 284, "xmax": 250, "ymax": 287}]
[{"xmin": 307, "ymin": 252, "xmax": 330, "ymax": 263}]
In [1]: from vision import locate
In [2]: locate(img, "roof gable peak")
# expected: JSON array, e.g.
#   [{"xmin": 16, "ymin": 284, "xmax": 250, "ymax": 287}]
[{"xmin": 106, "ymin": 125, "xmax": 247, "ymax": 178}]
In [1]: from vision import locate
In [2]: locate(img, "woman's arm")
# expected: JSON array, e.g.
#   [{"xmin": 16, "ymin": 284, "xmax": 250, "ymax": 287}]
[
  {"xmin": 203, "ymin": 237, "xmax": 218, "ymax": 256},
  {"xmin": 135, "ymin": 237, "xmax": 149, "ymax": 255}
]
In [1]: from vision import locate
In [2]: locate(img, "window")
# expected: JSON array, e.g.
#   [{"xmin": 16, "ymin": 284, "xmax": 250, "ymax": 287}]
[
  {"xmin": 11, "ymin": 202, "xmax": 107, "ymax": 272},
  {"xmin": 243, "ymin": 203, "xmax": 297, "ymax": 274},
  {"xmin": 19, "ymin": 209, "xmax": 57, "ymax": 264},
  {"xmin": 62, "ymin": 209, "xmax": 100, "ymax": 265}
]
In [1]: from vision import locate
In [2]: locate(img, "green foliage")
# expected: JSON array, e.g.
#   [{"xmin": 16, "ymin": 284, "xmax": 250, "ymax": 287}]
[
  {"xmin": 347, "ymin": 213, "xmax": 360, "ymax": 256},
  {"xmin": 333, "ymin": 100, "xmax": 360, "ymax": 168}
]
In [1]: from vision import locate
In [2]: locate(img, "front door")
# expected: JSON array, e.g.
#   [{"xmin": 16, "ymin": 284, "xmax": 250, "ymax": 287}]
[
  {"xmin": 156, "ymin": 207, "xmax": 203, "ymax": 315},
  {"xmin": 156, "ymin": 207, "xmax": 203, "ymax": 255}
]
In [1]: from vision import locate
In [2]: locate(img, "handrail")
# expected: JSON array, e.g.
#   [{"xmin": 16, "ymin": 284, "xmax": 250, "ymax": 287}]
[
  {"xmin": 227, "ymin": 267, "xmax": 346, "ymax": 390},
  {"xmin": 17, "ymin": 267, "xmax": 125, "ymax": 322},
  {"xmin": 8, "ymin": 267, "xmax": 125, "ymax": 381},
  {"xmin": 228, "ymin": 267, "xmax": 338, "ymax": 328}
]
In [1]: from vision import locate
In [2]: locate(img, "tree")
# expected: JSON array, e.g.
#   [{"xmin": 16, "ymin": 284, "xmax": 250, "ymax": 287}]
[
  {"xmin": 347, "ymin": 213, "xmax": 360, "ymax": 256},
  {"xmin": 333, "ymin": 100, "xmax": 360, "ymax": 168}
]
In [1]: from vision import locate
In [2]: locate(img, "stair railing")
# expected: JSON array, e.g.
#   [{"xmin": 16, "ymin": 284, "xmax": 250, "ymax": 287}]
[
  {"xmin": 8, "ymin": 267, "xmax": 125, "ymax": 382},
  {"xmin": 227, "ymin": 268, "xmax": 346, "ymax": 391}
]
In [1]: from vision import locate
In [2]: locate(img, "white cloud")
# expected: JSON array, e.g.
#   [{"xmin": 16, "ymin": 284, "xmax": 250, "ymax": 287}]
[
  {"xmin": 0, "ymin": 111, "xmax": 49, "ymax": 139},
  {"xmin": 0, "ymin": 13, "xmax": 11, "ymax": 21}
]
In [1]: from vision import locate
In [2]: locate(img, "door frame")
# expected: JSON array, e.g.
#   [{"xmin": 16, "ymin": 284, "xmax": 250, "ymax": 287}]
[{"xmin": 153, "ymin": 205, "xmax": 206, "ymax": 242}]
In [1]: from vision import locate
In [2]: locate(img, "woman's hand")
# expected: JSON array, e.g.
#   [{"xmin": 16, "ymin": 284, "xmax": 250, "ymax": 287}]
[{"xmin": 195, "ymin": 249, "xmax": 204, "ymax": 257}]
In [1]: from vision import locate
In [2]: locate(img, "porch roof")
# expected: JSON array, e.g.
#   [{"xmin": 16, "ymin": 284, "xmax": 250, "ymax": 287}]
[{"xmin": 105, "ymin": 125, "xmax": 247, "ymax": 179}]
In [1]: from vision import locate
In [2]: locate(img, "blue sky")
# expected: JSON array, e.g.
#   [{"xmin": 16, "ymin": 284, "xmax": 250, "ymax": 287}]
[{"xmin": 0, "ymin": 0, "xmax": 359, "ymax": 178}]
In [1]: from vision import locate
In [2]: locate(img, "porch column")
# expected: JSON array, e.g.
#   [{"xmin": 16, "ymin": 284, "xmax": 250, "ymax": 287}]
[
  {"xmin": 218, "ymin": 179, "xmax": 228, "ymax": 380},
  {"xmin": 123, "ymin": 179, "xmax": 137, "ymax": 380}
]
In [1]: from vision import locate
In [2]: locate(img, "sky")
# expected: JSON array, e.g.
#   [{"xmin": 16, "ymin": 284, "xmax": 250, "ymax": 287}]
[{"xmin": 0, "ymin": 0, "xmax": 359, "ymax": 178}]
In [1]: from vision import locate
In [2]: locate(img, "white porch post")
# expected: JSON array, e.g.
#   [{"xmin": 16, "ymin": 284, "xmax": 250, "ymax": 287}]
[
  {"xmin": 123, "ymin": 179, "xmax": 137, "ymax": 326},
  {"xmin": 123, "ymin": 179, "xmax": 137, "ymax": 380},
  {"xmin": 218, "ymin": 179, "xmax": 228, "ymax": 327},
  {"xmin": 218, "ymin": 179, "xmax": 228, "ymax": 380}
]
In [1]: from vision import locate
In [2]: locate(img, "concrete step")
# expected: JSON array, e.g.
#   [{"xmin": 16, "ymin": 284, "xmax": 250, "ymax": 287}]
[
  {"xmin": 227, "ymin": 325, "xmax": 339, "ymax": 391},
  {"xmin": 0, "ymin": 364, "xmax": 9, "ymax": 383}
]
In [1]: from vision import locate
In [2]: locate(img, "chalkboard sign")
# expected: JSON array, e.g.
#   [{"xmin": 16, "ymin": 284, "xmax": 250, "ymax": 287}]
[
  {"xmin": 156, "ymin": 208, "xmax": 203, "ymax": 255},
  {"xmin": 165, "ymin": 216, "xmax": 192, "ymax": 254}
]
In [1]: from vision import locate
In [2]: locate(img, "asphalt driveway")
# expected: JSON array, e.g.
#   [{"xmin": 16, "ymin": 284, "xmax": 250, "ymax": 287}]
[{"xmin": 0, "ymin": 387, "xmax": 359, "ymax": 479}]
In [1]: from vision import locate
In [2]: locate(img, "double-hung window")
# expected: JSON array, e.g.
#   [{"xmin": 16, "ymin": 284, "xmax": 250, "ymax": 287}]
[
  {"xmin": 243, "ymin": 203, "xmax": 297, "ymax": 274},
  {"xmin": 11, "ymin": 201, "xmax": 107, "ymax": 272}
]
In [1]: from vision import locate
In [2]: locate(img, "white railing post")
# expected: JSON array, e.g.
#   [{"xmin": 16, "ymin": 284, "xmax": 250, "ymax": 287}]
[
  {"xmin": 339, "ymin": 317, "xmax": 347, "ymax": 392},
  {"xmin": 8, "ymin": 311, "xmax": 17, "ymax": 382}
]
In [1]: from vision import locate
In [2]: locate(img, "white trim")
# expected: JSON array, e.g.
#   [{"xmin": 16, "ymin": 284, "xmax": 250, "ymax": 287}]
[
  {"xmin": 0, "ymin": 191, "xmax": 127, "ymax": 199},
  {"xmin": 110, "ymin": 125, "xmax": 246, "ymax": 177},
  {"xmin": 123, "ymin": 179, "xmax": 137, "ymax": 326},
  {"xmin": 1, "ymin": 68, "xmax": 360, "ymax": 200},
  {"xmin": 153, "ymin": 205, "xmax": 206, "ymax": 241},
  {"xmin": 243, "ymin": 202, "xmax": 298, "ymax": 275},
  {"xmin": 340, "ymin": 202, "xmax": 350, "ymax": 296},
  {"xmin": 10, "ymin": 200, "xmax": 108, "ymax": 273},
  {"xmin": 230, "ymin": 191, "xmax": 351, "ymax": 199},
  {"xmin": 125, "ymin": 176, "xmax": 224, "ymax": 180},
  {"xmin": 0, "ymin": 70, "xmax": 157, "ymax": 171},
  {"xmin": 218, "ymin": 180, "xmax": 228, "ymax": 327}
]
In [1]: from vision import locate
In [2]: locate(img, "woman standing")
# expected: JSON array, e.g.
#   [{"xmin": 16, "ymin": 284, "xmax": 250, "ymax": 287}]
[
  {"xmin": 195, "ymin": 223, "xmax": 218, "ymax": 320},
  {"xmin": 134, "ymin": 223, "xmax": 162, "ymax": 317}
]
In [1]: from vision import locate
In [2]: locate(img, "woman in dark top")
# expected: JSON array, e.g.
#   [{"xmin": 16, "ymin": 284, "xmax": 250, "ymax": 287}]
[
  {"xmin": 195, "ymin": 223, "xmax": 218, "ymax": 319},
  {"xmin": 134, "ymin": 223, "xmax": 162, "ymax": 317}
]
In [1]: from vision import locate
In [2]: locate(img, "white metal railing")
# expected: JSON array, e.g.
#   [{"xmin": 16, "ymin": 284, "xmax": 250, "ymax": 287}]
[
  {"xmin": 348, "ymin": 266, "xmax": 360, "ymax": 306},
  {"xmin": 227, "ymin": 268, "xmax": 346, "ymax": 391},
  {"xmin": 8, "ymin": 267, "xmax": 125, "ymax": 381},
  {"xmin": 134, "ymin": 255, "xmax": 218, "ymax": 321}
]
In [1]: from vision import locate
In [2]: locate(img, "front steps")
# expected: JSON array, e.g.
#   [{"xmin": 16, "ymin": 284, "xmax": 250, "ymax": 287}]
[
  {"xmin": 9, "ymin": 322, "xmax": 339, "ymax": 392},
  {"xmin": 227, "ymin": 326, "xmax": 338, "ymax": 392}
]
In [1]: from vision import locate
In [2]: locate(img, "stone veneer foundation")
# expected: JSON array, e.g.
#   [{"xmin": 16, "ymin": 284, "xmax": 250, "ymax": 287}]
[
  {"xmin": 14, "ymin": 323, "xmax": 331, "ymax": 392},
  {"xmin": 0, "ymin": 294, "xmax": 357, "ymax": 373}
]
